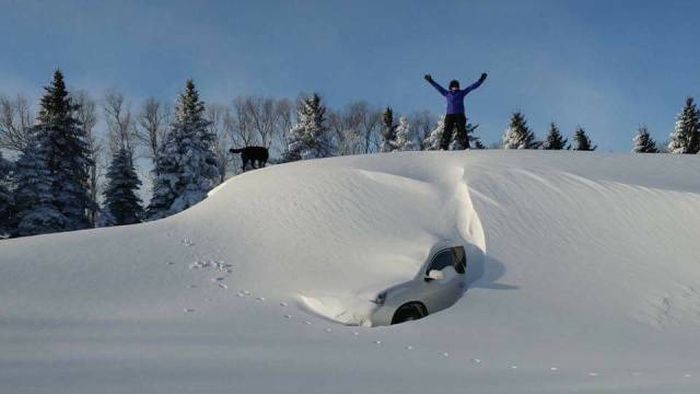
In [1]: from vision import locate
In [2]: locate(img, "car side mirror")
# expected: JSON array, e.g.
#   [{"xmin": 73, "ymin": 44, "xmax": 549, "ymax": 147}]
[{"xmin": 425, "ymin": 269, "xmax": 445, "ymax": 281}]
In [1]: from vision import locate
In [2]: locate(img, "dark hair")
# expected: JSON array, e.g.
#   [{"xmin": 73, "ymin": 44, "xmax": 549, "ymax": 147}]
[{"xmin": 449, "ymin": 80, "xmax": 460, "ymax": 89}]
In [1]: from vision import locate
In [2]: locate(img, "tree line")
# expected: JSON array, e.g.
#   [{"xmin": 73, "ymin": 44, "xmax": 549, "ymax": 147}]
[{"xmin": 1, "ymin": 71, "xmax": 699, "ymax": 239}]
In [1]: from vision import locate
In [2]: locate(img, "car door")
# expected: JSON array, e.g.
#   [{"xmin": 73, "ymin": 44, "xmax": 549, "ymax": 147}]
[{"xmin": 420, "ymin": 247, "xmax": 466, "ymax": 312}]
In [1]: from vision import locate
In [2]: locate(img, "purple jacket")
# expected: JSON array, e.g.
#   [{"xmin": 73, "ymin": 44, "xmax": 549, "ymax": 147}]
[{"xmin": 428, "ymin": 78, "xmax": 484, "ymax": 115}]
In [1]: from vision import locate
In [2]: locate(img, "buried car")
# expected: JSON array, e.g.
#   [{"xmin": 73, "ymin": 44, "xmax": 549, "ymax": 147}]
[
  {"xmin": 369, "ymin": 242, "xmax": 467, "ymax": 326},
  {"xmin": 301, "ymin": 241, "xmax": 468, "ymax": 327}
]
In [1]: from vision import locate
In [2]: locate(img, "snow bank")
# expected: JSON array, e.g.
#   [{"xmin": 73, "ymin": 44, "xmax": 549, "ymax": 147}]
[{"xmin": 2, "ymin": 151, "xmax": 700, "ymax": 393}]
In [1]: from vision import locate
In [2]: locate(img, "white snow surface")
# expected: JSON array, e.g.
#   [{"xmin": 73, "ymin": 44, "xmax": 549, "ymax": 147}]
[{"xmin": 2, "ymin": 150, "xmax": 700, "ymax": 393}]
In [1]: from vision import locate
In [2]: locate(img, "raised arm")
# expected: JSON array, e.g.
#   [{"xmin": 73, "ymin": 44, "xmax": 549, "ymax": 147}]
[
  {"xmin": 463, "ymin": 73, "xmax": 488, "ymax": 94},
  {"xmin": 424, "ymin": 74, "xmax": 447, "ymax": 96}
]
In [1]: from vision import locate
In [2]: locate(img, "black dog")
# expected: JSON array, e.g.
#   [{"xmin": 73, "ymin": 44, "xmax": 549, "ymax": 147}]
[{"xmin": 229, "ymin": 146, "xmax": 269, "ymax": 171}]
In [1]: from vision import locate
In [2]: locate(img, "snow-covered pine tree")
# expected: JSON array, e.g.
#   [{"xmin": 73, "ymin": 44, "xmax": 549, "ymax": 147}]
[
  {"xmin": 0, "ymin": 151, "xmax": 13, "ymax": 237},
  {"xmin": 393, "ymin": 116, "xmax": 416, "ymax": 152},
  {"xmin": 103, "ymin": 147, "xmax": 143, "ymax": 225},
  {"xmin": 380, "ymin": 107, "xmax": 397, "ymax": 152},
  {"xmin": 572, "ymin": 127, "xmax": 597, "ymax": 151},
  {"xmin": 632, "ymin": 126, "xmax": 659, "ymax": 153},
  {"xmin": 147, "ymin": 80, "xmax": 219, "ymax": 220},
  {"xmin": 472, "ymin": 137, "xmax": 486, "ymax": 149},
  {"xmin": 12, "ymin": 129, "xmax": 67, "ymax": 236},
  {"xmin": 285, "ymin": 93, "xmax": 332, "ymax": 161},
  {"xmin": 667, "ymin": 97, "xmax": 700, "ymax": 154},
  {"xmin": 12, "ymin": 70, "xmax": 93, "ymax": 235},
  {"xmin": 542, "ymin": 122, "xmax": 569, "ymax": 150},
  {"xmin": 423, "ymin": 118, "xmax": 479, "ymax": 150},
  {"xmin": 502, "ymin": 112, "xmax": 538, "ymax": 149}
]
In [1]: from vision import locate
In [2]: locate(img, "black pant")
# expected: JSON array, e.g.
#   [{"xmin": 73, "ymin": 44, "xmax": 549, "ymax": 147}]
[{"xmin": 441, "ymin": 114, "xmax": 469, "ymax": 150}]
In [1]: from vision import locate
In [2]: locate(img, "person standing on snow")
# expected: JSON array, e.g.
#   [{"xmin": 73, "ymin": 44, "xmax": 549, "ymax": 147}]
[{"xmin": 424, "ymin": 73, "xmax": 487, "ymax": 150}]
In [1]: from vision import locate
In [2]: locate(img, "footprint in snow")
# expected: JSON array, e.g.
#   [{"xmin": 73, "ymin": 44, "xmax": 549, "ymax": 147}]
[
  {"xmin": 510, "ymin": 365, "xmax": 518, "ymax": 370},
  {"xmin": 217, "ymin": 283, "xmax": 228, "ymax": 289},
  {"xmin": 684, "ymin": 374, "xmax": 693, "ymax": 378},
  {"xmin": 550, "ymin": 367, "xmax": 558, "ymax": 372},
  {"xmin": 471, "ymin": 358, "xmax": 481, "ymax": 364},
  {"xmin": 187, "ymin": 284, "xmax": 197, "ymax": 288},
  {"xmin": 303, "ymin": 320, "xmax": 312, "ymax": 326},
  {"xmin": 440, "ymin": 352, "xmax": 449, "ymax": 358},
  {"xmin": 324, "ymin": 328, "xmax": 332, "ymax": 333},
  {"xmin": 280, "ymin": 302, "xmax": 288, "ymax": 307},
  {"xmin": 405, "ymin": 345, "xmax": 414, "ymax": 351},
  {"xmin": 256, "ymin": 297, "xmax": 265, "ymax": 302},
  {"xmin": 588, "ymin": 372, "xmax": 599, "ymax": 377},
  {"xmin": 184, "ymin": 308, "xmax": 195, "ymax": 313},
  {"xmin": 283, "ymin": 314, "xmax": 292, "ymax": 319},
  {"xmin": 352, "ymin": 331, "xmax": 360, "ymax": 336},
  {"xmin": 374, "ymin": 340, "xmax": 382, "ymax": 345}
]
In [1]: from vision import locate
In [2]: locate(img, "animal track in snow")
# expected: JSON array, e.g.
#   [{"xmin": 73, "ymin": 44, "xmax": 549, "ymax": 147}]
[
  {"xmin": 181, "ymin": 238, "xmax": 195, "ymax": 247},
  {"xmin": 189, "ymin": 260, "xmax": 232, "ymax": 272}
]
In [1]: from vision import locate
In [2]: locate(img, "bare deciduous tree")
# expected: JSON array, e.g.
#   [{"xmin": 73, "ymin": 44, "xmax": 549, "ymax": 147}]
[
  {"xmin": 409, "ymin": 110, "xmax": 436, "ymax": 150},
  {"xmin": 227, "ymin": 97, "xmax": 258, "ymax": 148},
  {"xmin": 327, "ymin": 101, "xmax": 381, "ymax": 155},
  {"xmin": 103, "ymin": 91, "xmax": 136, "ymax": 155},
  {"xmin": 0, "ymin": 94, "xmax": 34, "ymax": 152},
  {"xmin": 135, "ymin": 97, "xmax": 171, "ymax": 171},
  {"xmin": 206, "ymin": 103, "xmax": 233, "ymax": 182}
]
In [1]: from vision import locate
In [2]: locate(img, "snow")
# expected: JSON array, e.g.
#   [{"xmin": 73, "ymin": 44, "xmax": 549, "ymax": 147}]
[{"xmin": 2, "ymin": 150, "xmax": 700, "ymax": 393}]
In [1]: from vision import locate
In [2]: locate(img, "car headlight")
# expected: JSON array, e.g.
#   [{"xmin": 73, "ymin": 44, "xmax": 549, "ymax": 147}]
[{"xmin": 372, "ymin": 291, "xmax": 388, "ymax": 305}]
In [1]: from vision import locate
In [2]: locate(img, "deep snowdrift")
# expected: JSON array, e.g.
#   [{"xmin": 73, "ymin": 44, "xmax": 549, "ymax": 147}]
[{"xmin": 2, "ymin": 151, "xmax": 700, "ymax": 393}]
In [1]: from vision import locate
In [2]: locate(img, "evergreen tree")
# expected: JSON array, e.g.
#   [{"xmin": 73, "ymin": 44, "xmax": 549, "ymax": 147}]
[
  {"xmin": 11, "ymin": 70, "xmax": 92, "ymax": 235},
  {"xmin": 472, "ymin": 137, "xmax": 486, "ymax": 150},
  {"xmin": 572, "ymin": 127, "xmax": 597, "ymax": 151},
  {"xmin": 502, "ymin": 112, "xmax": 538, "ymax": 149},
  {"xmin": 103, "ymin": 147, "xmax": 143, "ymax": 225},
  {"xmin": 542, "ymin": 122, "xmax": 569, "ymax": 150},
  {"xmin": 0, "ymin": 151, "xmax": 13, "ymax": 237},
  {"xmin": 285, "ymin": 93, "xmax": 332, "ymax": 161},
  {"xmin": 632, "ymin": 126, "xmax": 659, "ymax": 153},
  {"xmin": 12, "ymin": 129, "xmax": 67, "ymax": 236},
  {"xmin": 423, "ymin": 118, "xmax": 479, "ymax": 150},
  {"xmin": 147, "ymin": 80, "xmax": 219, "ymax": 220},
  {"xmin": 393, "ymin": 116, "xmax": 417, "ymax": 151},
  {"xmin": 380, "ymin": 107, "xmax": 397, "ymax": 152},
  {"xmin": 667, "ymin": 97, "xmax": 700, "ymax": 154}
]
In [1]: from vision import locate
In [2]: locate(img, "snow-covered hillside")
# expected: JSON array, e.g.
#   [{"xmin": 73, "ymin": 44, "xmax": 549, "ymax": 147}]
[{"xmin": 2, "ymin": 151, "xmax": 700, "ymax": 393}]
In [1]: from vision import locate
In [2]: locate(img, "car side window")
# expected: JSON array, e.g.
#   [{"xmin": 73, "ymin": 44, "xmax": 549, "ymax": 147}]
[
  {"xmin": 427, "ymin": 250, "xmax": 453, "ymax": 273},
  {"xmin": 452, "ymin": 246, "xmax": 466, "ymax": 274}
]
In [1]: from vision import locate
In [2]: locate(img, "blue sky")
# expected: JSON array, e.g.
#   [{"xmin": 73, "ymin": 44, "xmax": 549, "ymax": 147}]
[{"xmin": 1, "ymin": 0, "xmax": 699, "ymax": 151}]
